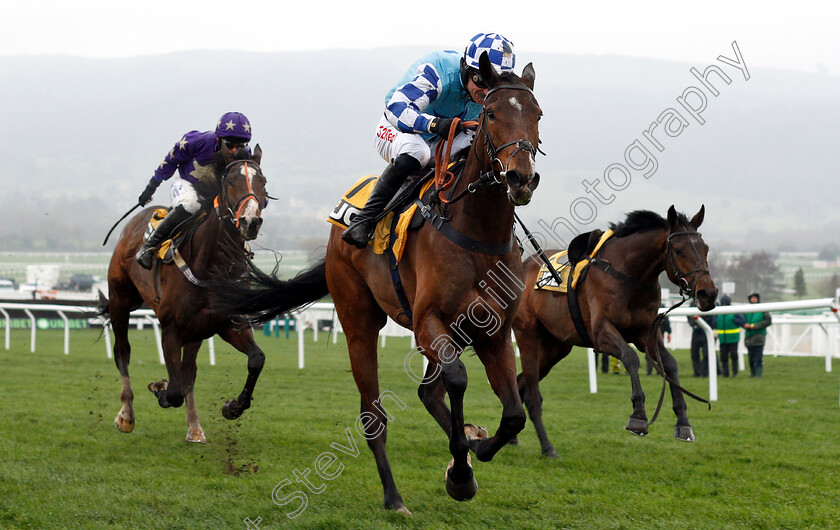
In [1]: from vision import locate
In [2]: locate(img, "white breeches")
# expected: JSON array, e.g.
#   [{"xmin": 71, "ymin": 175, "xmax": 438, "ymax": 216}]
[
  {"xmin": 169, "ymin": 178, "xmax": 202, "ymax": 214},
  {"xmin": 374, "ymin": 116, "xmax": 475, "ymax": 168}
]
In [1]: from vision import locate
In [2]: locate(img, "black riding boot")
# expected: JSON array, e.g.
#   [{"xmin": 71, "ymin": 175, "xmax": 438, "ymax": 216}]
[
  {"xmin": 341, "ymin": 154, "xmax": 421, "ymax": 249},
  {"xmin": 135, "ymin": 205, "xmax": 192, "ymax": 270}
]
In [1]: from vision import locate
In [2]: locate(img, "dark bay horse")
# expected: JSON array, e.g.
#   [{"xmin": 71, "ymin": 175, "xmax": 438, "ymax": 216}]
[
  {"xmin": 101, "ymin": 144, "xmax": 268, "ymax": 443},
  {"xmin": 513, "ymin": 206, "xmax": 717, "ymax": 457},
  {"xmin": 212, "ymin": 53, "xmax": 541, "ymax": 514}
]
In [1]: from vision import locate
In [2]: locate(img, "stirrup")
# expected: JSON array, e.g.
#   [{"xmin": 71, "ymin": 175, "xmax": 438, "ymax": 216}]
[
  {"xmin": 341, "ymin": 221, "xmax": 373, "ymax": 249},
  {"xmin": 136, "ymin": 246, "xmax": 156, "ymax": 270}
]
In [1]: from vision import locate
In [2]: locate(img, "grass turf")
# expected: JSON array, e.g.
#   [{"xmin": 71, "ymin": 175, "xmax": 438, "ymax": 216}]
[{"xmin": 1, "ymin": 328, "xmax": 839, "ymax": 528}]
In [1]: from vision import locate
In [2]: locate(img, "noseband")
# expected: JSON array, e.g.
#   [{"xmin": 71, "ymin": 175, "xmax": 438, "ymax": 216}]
[
  {"xmin": 215, "ymin": 160, "xmax": 263, "ymax": 228},
  {"xmin": 477, "ymin": 84, "xmax": 544, "ymax": 185},
  {"xmin": 666, "ymin": 230, "xmax": 710, "ymax": 297}
]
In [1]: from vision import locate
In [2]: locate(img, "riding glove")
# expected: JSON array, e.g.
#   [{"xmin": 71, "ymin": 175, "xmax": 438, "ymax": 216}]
[
  {"xmin": 428, "ymin": 117, "xmax": 463, "ymax": 139},
  {"xmin": 138, "ymin": 178, "xmax": 160, "ymax": 206}
]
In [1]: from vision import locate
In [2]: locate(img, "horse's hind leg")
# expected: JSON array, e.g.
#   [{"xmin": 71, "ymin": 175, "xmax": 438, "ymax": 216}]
[
  {"xmin": 109, "ymin": 283, "xmax": 141, "ymax": 433},
  {"xmin": 329, "ymin": 262, "xmax": 407, "ymax": 513},
  {"xmin": 517, "ymin": 328, "xmax": 572, "ymax": 458},
  {"xmin": 181, "ymin": 340, "xmax": 205, "ymax": 443},
  {"xmin": 217, "ymin": 326, "xmax": 265, "ymax": 420}
]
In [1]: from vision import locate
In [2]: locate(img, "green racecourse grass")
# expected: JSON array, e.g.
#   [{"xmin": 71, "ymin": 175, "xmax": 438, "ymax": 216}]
[{"xmin": 1, "ymin": 329, "xmax": 839, "ymax": 529}]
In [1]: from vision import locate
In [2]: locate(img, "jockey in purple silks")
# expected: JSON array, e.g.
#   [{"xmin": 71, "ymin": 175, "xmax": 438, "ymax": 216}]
[
  {"xmin": 135, "ymin": 112, "xmax": 252, "ymax": 269},
  {"xmin": 341, "ymin": 33, "xmax": 517, "ymax": 248}
]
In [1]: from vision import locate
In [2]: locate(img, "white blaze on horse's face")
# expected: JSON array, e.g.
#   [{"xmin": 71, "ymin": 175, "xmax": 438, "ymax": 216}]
[
  {"xmin": 508, "ymin": 96, "xmax": 522, "ymax": 113},
  {"xmin": 239, "ymin": 164, "xmax": 260, "ymax": 219}
]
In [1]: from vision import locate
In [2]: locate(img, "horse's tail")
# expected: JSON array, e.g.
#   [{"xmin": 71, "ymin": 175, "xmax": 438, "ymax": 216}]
[
  {"xmin": 97, "ymin": 289, "xmax": 110, "ymax": 317},
  {"xmin": 209, "ymin": 258, "xmax": 329, "ymax": 324}
]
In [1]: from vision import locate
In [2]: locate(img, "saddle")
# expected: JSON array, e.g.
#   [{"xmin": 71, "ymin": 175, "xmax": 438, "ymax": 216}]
[
  {"xmin": 535, "ymin": 229, "xmax": 610, "ymax": 293},
  {"xmin": 327, "ymin": 168, "xmax": 444, "ymax": 261},
  {"xmin": 145, "ymin": 208, "xmax": 206, "ymax": 265}
]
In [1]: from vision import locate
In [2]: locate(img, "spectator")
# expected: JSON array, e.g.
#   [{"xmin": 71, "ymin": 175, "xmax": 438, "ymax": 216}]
[
  {"xmin": 715, "ymin": 295, "xmax": 745, "ymax": 377},
  {"xmin": 743, "ymin": 292, "xmax": 771, "ymax": 377},
  {"xmin": 687, "ymin": 301, "xmax": 716, "ymax": 377}
]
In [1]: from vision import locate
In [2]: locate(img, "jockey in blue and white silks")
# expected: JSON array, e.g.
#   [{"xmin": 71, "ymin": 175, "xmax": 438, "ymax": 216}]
[
  {"xmin": 134, "ymin": 112, "xmax": 252, "ymax": 269},
  {"xmin": 342, "ymin": 33, "xmax": 517, "ymax": 249}
]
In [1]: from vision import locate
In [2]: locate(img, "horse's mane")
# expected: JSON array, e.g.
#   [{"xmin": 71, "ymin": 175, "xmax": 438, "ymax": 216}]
[{"xmin": 608, "ymin": 210, "xmax": 690, "ymax": 237}]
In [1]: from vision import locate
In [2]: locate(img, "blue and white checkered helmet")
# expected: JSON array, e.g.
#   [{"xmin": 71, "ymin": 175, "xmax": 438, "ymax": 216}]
[{"xmin": 464, "ymin": 33, "xmax": 515, "ymax": 73}]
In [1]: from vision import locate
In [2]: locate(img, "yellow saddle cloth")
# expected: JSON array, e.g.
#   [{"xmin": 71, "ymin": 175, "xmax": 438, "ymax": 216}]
[
  {"xmin": 146, "ymin": 208, "xmax": 174, "ymax": 260},
  {"xmin": 535, "ymin": 251, "xmax": 573, "ymax": 293},
  {"xmin": 328, "ymin": 176, "xmax": 435, "ymax": 262},
  {"xmin": 535, "ymin": 230, "xmax": 614, "ymax": 292}
]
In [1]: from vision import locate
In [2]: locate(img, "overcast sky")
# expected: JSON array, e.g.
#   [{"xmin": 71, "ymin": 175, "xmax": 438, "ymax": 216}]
[{"xmin": 2, "ymin": 1, "xmax": 838, "ymax": 75}]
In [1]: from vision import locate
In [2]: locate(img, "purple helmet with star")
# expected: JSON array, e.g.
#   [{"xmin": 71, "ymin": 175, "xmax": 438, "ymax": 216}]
[{"xmin": 215, "ymin": 112, "xmax": 252, "ymax": 141}]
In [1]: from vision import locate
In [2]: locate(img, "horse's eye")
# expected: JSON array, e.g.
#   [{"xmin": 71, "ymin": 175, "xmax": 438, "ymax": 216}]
[
  {"xmin": 674, "ymin": 248, "xmax": 683, "ymax": 256},
  {"xmin": 487, "ymin": 110, "xmax": 496, "ymax": 120}
]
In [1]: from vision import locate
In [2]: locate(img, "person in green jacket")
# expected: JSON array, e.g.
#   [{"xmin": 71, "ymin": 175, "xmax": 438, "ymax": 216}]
[
  {"xmin": 743, "ymin": 292, "xmax": 772, "ymax": 377},
  {"xmin": 716, "ymin": 295, "xmax": 745, "ymax": 377}
]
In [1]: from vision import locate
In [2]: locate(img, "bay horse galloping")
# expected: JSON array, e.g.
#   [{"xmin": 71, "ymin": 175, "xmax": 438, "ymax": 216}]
[
  {"xmin": 101, "ymin": 145, "xmax": 268, "ymax": 443},
  {"xmin": 513, "ymin": 207, "xmax": 717, "ymax": 457},
  {"xmin": 213, "ymin": 53, "xmax": 541, "ymax": 513}
]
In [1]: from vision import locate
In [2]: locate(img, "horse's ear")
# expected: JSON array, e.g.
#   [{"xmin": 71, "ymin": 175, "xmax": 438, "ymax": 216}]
[
  {"xmin": 252, "ymin": 144, "xmax": 262, "ymax": 165},
  {"xmin": 220, "ymin": 140, "xmax": 236, "ymax": 165},
  {"xmin": 690, "ymin": 204, "xmax": 705, "ymax": 229},
  {"xmin": 478, "ymin": 51, "xmax": 501, "ymax": 87},
  {"xmin": 666, "ymin": 205, "xmax": 678, "ymax": 229},
  {"xmin": 521, "ymin": 62, "xmax": 535, "ymax": 90}
]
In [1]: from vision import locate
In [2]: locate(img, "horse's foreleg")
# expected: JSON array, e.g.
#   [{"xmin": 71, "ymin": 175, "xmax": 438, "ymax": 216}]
[
  {"xmin": 218, "ymin": 326, "xmax": 265, "ymax": 420},
  {"xmin": 181, "ymin": 340, "xmax": 205, "ymax": 443},
  {"xmin": 470, "ymin": 335, "xmax": 526, "ymax": 463},
  {"xmin": 652, "ymin": 341, "xmax": 694, "ymax": 441},
  {"xmin": 416, "ymin": 360, "xmax": 451, "ymax": 438},
  {"xmin": 597, "ymin": 327, "xmax": 647, "ymax": 435},
  {"xmin": 154, "ymin": 325, "xmax": 184, "ymax": 408}
]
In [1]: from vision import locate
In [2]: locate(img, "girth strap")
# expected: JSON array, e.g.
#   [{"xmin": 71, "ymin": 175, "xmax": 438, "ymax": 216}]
[{"xmin": 414, "ymin": 199, "xmax": 516, "ymax": 255}]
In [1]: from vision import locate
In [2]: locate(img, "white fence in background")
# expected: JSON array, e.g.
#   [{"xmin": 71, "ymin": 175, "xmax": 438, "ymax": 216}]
[{"xmin": 3, "ymin": 298, "xmax": 840, "ymax": 405}]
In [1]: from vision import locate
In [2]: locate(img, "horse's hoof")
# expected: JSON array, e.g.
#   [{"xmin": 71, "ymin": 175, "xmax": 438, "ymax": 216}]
[
  {"xmin": 464, "ymin": 423, "xmax": 489, "ymax": 440},
  {"xmin": 114, "ymin": 412, "xmax": 134, "ymax": 433},
  {"xmin": 392, "ymin": 505, "xmax": 412, "ymax": 516},
  {"xmin": 625, "ymin": 417, "xmax": 649, "ymax": 436},
  {"xmin": 186, "ymin": 428, "xmax": 206, "ymax": 443},
  {"xmin": 674, "ymin": 426, "xmax": 695, "ymax": 442},
  {"xmin": 147, "ymin": 380, "xmax": 171, "ymax": 408},
  {"xmin": 445, "ymin": 466, "xmax": 478, "ymax": 501},
  {"xmin": 543, "ymin": 447, "xmax": 560, "ymax": 458},
  {"xmin": 507, "ymin": 436, "xmax": 519, "ymax": 446},
  {"xmin": 222, "ymin": 400, "xmax": 242, "ymax": 420}
]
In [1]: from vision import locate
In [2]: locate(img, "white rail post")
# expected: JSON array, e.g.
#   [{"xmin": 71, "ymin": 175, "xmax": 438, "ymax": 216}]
[
  {"xmin": 148, "ymin": 317, "xmax": 164, "ymax": 365},
  {"xmin": 208, "ymin": 336, "xmax": 216, "ymax": 366},
  {"xmin": 0, "ymin": 308, "xmax": 9, "ymax": 350},
  {"xmin": 23, "ymin": 309, "xmax": 36, "ymax": 353},
  {"xmin": 587, "ymin": 348, "xmax": 598, "ymax": 394},
  {"xmin": 694, "ymin": 317, "xmax": 718, "ymax": 402},
  {"xmin": 57, "ymin": 310, "xmax": 70, "ymax": 354},
  {"xmin": 104, "ymin": 322, "xmax": 112, "ymax": 359},
  {"xmin": 296, "ymin": 316, "xmax": 305, "ymax": 369}
]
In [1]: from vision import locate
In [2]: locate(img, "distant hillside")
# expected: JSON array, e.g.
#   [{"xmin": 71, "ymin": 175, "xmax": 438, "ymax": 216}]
[{"xmin": 1, "ymin": 48, "xmax": 838, "ymax": 252}]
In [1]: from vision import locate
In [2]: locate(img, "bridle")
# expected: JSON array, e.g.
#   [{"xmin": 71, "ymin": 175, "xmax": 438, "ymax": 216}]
[
  {"xmin": 439, "ymin": 84, "xmax": 542, "ymax": 204},
  {"xmin": 666, "ymin": 230, "xmax": 710, "ymax": 297},
  {"xmin": 215, "ymin": 159, "xmax": 263, "ymax": 229},
  {"xmin": 476, "ymin": 84, "xmax": 544, "ymax": 186}
]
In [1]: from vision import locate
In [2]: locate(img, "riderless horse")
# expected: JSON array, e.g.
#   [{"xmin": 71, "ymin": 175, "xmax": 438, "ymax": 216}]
[{"xmin": 513, "ymin": 207, "xmax": 717, "ymax": 457}]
